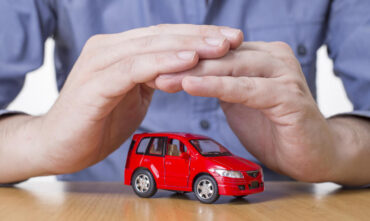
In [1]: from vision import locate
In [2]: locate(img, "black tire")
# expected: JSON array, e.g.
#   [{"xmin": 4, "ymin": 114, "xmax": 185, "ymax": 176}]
[
  {"xmin": 131, "ymin": 169, "xmax": 157, "ymax": 198},
  {"xmin": 193, "ymin": 175, "xmax": 220, "ymax": 204}
]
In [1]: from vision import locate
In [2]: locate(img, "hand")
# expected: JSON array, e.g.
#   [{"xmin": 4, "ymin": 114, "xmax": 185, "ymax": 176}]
[
  {"xmin": 155, "ymin": 42, "xmax": 337, "ymax": 182},
  {"xmin": 34, "ymin": 24, "xmax": 243, "ymax": 175}
]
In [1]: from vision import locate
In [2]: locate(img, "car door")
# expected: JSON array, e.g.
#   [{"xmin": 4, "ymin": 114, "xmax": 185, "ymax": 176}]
[
  {"xmin": 164, "ymin": 138, "xmax": 190, "ymax": 187},
  {"xmin": 140, "ymin": 137, "xmax": 166, "ymax": 185}
]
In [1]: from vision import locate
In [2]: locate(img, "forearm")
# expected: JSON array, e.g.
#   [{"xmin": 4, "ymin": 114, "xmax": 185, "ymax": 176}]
[
  {"xmin": 328, "ymin": 116, "xmax": 370, "ymax": 186},
  {"xmin": 0, "ymin": 114, "xmax": 48, "ymax": 183}
]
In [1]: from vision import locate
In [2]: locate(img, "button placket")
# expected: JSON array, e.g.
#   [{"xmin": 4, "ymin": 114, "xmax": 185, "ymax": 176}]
[
  {"xmin": 189, "ymin": 95, "xmax": 219, "ymax": 133},
  {"xmin": 297, "ymin": 44, "xmax": 307, "ymax": 56},
  {"xmin": 200, "ymin": 119, "xmax": 210, "ymax": 130}
]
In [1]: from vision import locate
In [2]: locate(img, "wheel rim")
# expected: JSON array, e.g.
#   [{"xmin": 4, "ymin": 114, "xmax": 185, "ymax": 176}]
[
  {"xmin": 135, "ymin": 174, "xmax": 150, "ymax": 193},
  {"xmin": 196, "ymin": 179, "xmax": 214, "ymax": 200}
]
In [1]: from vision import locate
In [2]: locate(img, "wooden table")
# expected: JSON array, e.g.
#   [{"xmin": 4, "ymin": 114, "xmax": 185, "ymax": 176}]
[{"xmin": 1, "ymin": 180, "xmax": 369, "ymax": 221}]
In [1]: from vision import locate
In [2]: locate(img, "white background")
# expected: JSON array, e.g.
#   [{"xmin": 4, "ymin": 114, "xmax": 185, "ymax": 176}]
[{"xmin": 7, "ymin": 39, "xmax": 353, "ymax": 182}]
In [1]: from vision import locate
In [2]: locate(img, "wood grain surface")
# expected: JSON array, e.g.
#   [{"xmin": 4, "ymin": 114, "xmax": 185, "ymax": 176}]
[{"xmin": 0, "ymin": 181, "xmax": 369, "ymax": 221}]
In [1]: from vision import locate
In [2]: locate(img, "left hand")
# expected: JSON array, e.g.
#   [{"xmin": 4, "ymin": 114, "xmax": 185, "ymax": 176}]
[{"xmin": 155, "ymin": 41, "xmax": 337, "ymax": 182}]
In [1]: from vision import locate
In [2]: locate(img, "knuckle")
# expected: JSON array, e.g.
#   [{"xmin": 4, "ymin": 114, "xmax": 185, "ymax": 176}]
[
  {"xmin": 271, "ymin": 41, "xmax": 292, "ymax": 51},
  {"xmin": 86, "ymin": 34, "xmax": 105, "ymax": 46},
  {"xmin": 229, "ymin": 51, "xmax": 246, "ymax": 75},
  {"xmin": 147, "ymin": 25, "xmax": 157, "ymax": 32},
  {"xmin": 236, "ymin": 77, "xmax": 256, "ymax": 105},
  {"xmin": 216, "ymin": 78, "xmax": 227, "ymax": 98},
  {"xmin": 156, "ymin": 24, "xmax": 169, "ymax": 29},
  {"xmin": 198, "ymin": 25, "xmax": 217, "ymax": 36},
  {"xmin": 147, "ymin": 25, "xmax": 159, "ymax": 35},
  {"xmin": 122, "ymin": 56, "xmax": 136, "ymax": 73},
  {"xmin": 181, "ymin": 36, "xmax": 193, "ymax": 46},
  {"xmin": 153, "ymin": 54, "xmax": 166, "ymax": 65},
  {"xmin": 229, "ymin": 49, "xmax": 240, "ymax": 58},
  {"xmin": 225, "ymin": 50, "xmax": 241, "ymax": 62},
  {"xmin": 271, "ymin": 42, "xmax": 295, "ymax": 56},
  {"xmin": 283, "ymin": 77, "xmax": 306, "ymax": 97},
  {"xmin": 241, "ymin": 77, "xmax": 256, "ymax": 92},
  {"xmin": 280, "ymin": 55, "xmax": 299, "ymax": 66},
  {"xmin": 265, "ymin": 42, "xmax": 297, "ymax": 64},
  {"xmin": 82, "ymin": 34, "xmax": 107, "ymax": 57},
  {"xmin": 140, "ymin": 36, "xmax": 155, "ymax": 48},
  {"xmin": 198, "ymin": 25, "xmax": 209, "ymax": 35},
  {"xmin": 151, "ymin": 24, "xmax": 169, "ymax": 33}
]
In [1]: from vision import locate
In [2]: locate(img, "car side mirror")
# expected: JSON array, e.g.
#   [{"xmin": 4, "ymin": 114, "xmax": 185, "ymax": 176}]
[{"xmin": 181, "ymin": 152, "xmax": 190, "ymax": 159}]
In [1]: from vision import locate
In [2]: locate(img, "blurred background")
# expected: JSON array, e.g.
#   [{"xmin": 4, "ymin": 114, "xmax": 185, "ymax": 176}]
[{"xmin": 7, "ymin": 39, "xmax": 353, "ymax": 182}]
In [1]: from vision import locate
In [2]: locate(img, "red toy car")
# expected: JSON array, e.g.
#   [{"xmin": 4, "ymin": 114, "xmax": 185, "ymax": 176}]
[{"xmin": 124, "ymin": 132, "xmax": 264, "ymax": 203}]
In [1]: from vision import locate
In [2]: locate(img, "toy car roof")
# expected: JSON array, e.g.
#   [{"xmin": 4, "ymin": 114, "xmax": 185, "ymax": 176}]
[{"xmin": 133, "ymin": 132, "xmax": 210, "ymax": 140}]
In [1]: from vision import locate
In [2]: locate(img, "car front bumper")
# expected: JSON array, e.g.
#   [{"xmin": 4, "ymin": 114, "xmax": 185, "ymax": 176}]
[{"xmin": 215, "ymin": 176, "xmax": 264, "ymax": 196}]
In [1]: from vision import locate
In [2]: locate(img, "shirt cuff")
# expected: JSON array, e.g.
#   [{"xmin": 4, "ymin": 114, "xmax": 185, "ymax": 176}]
[
  {"xmin": 0, "ymin": 180, "xmax": 28, "ymax": 187},
  {"xmin": 329, "ymin": 110, "xmax": 370, "ymax": 120},
  {"xmin": 0, "ymin": 109, "xmax": 26, "ymax": 118}
]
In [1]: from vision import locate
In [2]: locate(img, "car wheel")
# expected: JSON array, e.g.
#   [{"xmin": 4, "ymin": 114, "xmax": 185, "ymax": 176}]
[
  {"xmin": 193, "ymin": 175, "xmax": 219, "ymax": 204},
  {"xmin": 131, "ymin": 169, "xmax": 157, "ymax": 198}
]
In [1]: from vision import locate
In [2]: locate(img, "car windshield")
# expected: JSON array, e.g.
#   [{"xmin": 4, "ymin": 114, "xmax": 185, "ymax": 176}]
[{"xmin": 190, "ymin": 139, "xmax": 231, "ymax": 157}]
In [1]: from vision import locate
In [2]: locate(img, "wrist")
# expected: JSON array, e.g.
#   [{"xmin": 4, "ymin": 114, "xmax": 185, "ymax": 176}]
[
  {"xmin": 30, "ymin": 114, "xmax": 58, "ymax": 176},
  {"xmin": 15, "ymin": 115, "xmax": 53, "ymax": 177},
  {"xmin": 0, "ymin": 114, "xmax": 51, "ymax": 182},
  {"xmin": 326, "ymin": 117, "xmax": 363, "ymax": 185}
]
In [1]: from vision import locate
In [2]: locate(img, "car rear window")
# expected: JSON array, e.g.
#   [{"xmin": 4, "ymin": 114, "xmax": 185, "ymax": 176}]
[{"xmin": 136, "ymin": 137, "xmax": 150, "ymax": 154}]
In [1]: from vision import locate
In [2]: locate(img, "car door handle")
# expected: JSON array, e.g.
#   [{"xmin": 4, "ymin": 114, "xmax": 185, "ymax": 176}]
[{"xmin": 165, "ymin": 162, "xmax": 172, "ymax": 165}]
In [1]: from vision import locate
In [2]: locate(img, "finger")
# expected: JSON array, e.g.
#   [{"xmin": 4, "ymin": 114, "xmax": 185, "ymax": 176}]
[
  {"xmin": 182, "ymin": 76, "xmax": 282, "ymax": 110},
  {"xmin": 155, "ymin": 50, "xmax": 283, "ymax": 93},
  {"xmin": 87, "ymin": 34, "xmax": 231, "ymax": 70},
  {"xmin": 240, "ymin": 41, "xmax": 294, "ymax": 58},
  {"xmin": 114, "ymin": 35, "xmax": 230, "ymax": 58},
  {"xmin": 104, "ymin": 24, "xmax": 244, "ymax": 49},
  {"xmin": 92, "ymin": 51, "xmax": 199, "ymax": 99}
]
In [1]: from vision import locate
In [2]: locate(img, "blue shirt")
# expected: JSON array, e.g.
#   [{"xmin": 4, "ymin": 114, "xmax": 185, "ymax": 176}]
[{"xmin": 1, "ymin": 0, "xmax": 370, "ymax": 181}]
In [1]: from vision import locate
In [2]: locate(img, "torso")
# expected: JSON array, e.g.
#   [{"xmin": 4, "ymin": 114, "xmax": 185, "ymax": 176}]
[{"xmin": 53, "ymin": 0, "xmax": 332, "ymax": 181}]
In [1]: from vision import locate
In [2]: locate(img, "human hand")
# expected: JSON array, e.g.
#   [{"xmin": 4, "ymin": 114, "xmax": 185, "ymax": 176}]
[
  {"xmin": 155, "ymin": 41, "xmax": 337, "ymax": 182},
  {"xmin": 36, "ymin": 24, "xmax": 243, "ymax": 174}
]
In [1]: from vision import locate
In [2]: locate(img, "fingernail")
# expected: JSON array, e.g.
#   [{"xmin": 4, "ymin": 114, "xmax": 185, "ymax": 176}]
[
  {"xmin": 177, "ymin": 51, "xmax": 196, "ymax": 60},
  {"xmin": 220, "ymin": 28, "xmax": 241, "ymax": 39},
  {"xmin": 205, "ymin": 37, "xmax": 225, "ymax": 46}
]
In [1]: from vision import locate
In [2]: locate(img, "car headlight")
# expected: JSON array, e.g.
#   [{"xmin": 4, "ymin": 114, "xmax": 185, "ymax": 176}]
[
  {"xmin": 212, "ymin": 169, "xmax": 244, "ymax": 178},
  {"xmin": 260, "ymin": 168, "xmax": 264, "ymax": 182}
]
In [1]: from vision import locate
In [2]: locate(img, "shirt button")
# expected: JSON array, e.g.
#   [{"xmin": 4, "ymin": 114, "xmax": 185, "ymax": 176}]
[
  {"xmin": 297, "ymin": 44, "xmax": 307, "ymax": 56},
  {"xmin": 200, "ymin": 120, "xmax": 210, "ymax": 130}
]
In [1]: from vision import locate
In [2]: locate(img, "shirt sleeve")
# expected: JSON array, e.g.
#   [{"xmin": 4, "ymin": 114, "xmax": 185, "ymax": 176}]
[
  {"xmin": 0, "ymin": 180, "xmax": 28, "ymax": 187},
  {"xmin": 325, "ymin": 0, "xmax": 370, "ymax": 119},
  {"xmin": 0, "ymin": 0, "xmax": 56, "ymax": 186},
  {"xmin": 0, "ymin": 0, "xmax": 56, "ymax": 115}
]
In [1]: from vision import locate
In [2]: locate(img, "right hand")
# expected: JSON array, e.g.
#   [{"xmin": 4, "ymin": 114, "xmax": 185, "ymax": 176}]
[{"xmin": 38, "ymin": 24, "xmax": 243, "ymax": 174}]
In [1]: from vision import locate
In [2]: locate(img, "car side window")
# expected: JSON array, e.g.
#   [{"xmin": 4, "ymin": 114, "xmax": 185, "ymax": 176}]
[
  {"xmin": 167, "ymin": 139, "xmax": 186, "ymax": 157},
  {"xmin": 136, "ymin": 137, "xmax": 150, "ymax": 154},
  {"xmin": 148, "ymin": 137, "xmax": 165, "ymax": 156}
]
